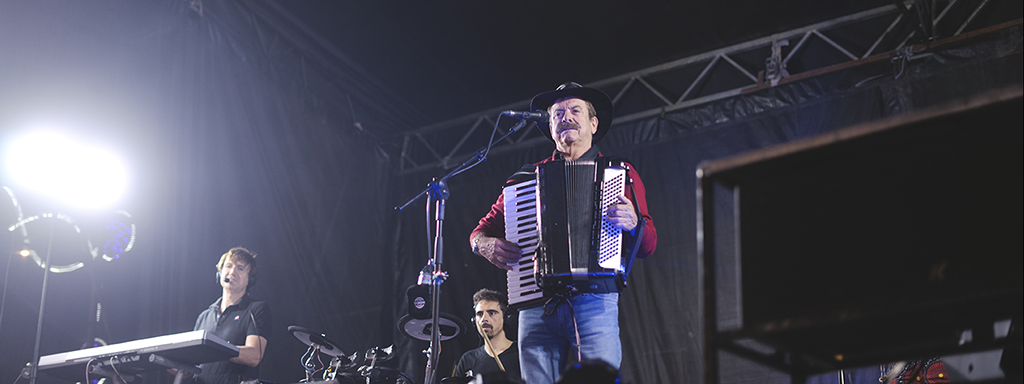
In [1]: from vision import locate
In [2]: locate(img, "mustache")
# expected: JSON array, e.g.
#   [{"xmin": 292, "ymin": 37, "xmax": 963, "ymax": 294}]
[{"xmin": 556, "ymin": 121, "xmax": 581, "ymax": 132}]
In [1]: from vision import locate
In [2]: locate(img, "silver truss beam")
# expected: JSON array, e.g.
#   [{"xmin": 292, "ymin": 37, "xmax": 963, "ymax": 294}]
[
  {"xmin": 812, "ymin": 30, "xmax": 859, "ymax": 61},
  {"xmin": 636, "ymin": 76, "xmax": 674, "ymax": 106},
  {"xmin": 397, "ymin": 0, "xmax": 999, "ymax": 175},
  {"xmin": 721, "ymin": 54, "xmax": 759, "ymax": 83},
  {"xmin": 679, "ymin": 55, "xmax": 721, "ymax": 103},
  {"xmin": 864, "ymin": 13, "xmax": 905, "ymax": 58},
  {"xmin": 957, "ymin": 0, "xmax": 990, "ymax": 34},
  {"xmin": 896, "ymin": 0, "xmax": 989, "ymax": 49}
]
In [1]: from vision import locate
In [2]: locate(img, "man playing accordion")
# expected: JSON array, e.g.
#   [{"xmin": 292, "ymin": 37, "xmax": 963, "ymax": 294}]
[{"xmin": 470, "ymin": 82, "xmax": 657, "ymax": 384}]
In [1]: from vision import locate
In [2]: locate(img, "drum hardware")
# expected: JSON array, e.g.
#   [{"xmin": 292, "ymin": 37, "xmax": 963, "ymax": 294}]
[
  {"xmin": 289, "ymin": 325, "xmax": 347, "ymax": 357},
  {"xmin": 356, "ymin": 345, "xmax": 393, "ymax": 379},
  {"xmin": 343, "ymin": 346, "xmax": 412, "ymax": 384},
  {"xmin": 356, "ymin": 345, "xmax": 410, "ymax": 384},
  {"xmin": 438, "ymin": 377, "xmax": 474, "ymax": 384},
  {"xmin": 363, "ymin": 345, "xmax": 394, "ymax": 364},
  {"xmin": 289, "ymin": 325, "xmax": 413, "ymax": 384},
  {"xmin": 289, "ymin": 325, "xmax": 355, "ymax": 381},
  {"xmin": 396, "ymin": 313, "xmax": 466, "ymax": 342},
  {"xmin": 397, "ymin": 313, "xmax": 467, "ymax": 384},
  {"xmin": 326, "ymin": 351, "xmax": 362, "ymax": 381}
]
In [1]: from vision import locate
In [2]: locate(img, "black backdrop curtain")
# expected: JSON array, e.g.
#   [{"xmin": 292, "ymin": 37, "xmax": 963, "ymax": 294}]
[{"xmin": 1, "ymin": 2, "xmax": 1020, "ymax": 384}]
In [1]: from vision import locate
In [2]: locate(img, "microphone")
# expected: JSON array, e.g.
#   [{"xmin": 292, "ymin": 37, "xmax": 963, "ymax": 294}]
[
  {"xmin": 501, "ymin": 110, "xmax": 548, "ymax": 121},
  {"xmin": 224, "ymin": 277, "xmax": 231, "ymax": 283}
]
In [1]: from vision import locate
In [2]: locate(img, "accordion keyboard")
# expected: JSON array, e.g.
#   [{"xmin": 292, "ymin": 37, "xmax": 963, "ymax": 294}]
[{"xmin": 503, "ymin": 178, "xmax": 545, "ymax": 308}]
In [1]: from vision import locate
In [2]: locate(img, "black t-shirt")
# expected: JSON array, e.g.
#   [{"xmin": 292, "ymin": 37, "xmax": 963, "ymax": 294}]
[
  {"xmin": 193, "ymin": 295, "xmax": 271, "ymax": 384},
  {"xmin": 453, "ymin": 342, "xmax": 521, "ymax": 380}
]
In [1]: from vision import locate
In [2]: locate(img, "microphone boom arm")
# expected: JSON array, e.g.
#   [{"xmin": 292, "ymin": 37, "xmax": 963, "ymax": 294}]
[{"xmin": 392, "ymin": 114, "xmax": 530, "ymax": 384}]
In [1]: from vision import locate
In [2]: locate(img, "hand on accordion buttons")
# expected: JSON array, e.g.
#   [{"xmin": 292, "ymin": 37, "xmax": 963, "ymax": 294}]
[
  {"xmin": 477, "ymin": 236, "xmax": 521, "ymax": 271},
  {"xmin": 606, "ymin": 195, "xmax": 638, "ymax": 231}
]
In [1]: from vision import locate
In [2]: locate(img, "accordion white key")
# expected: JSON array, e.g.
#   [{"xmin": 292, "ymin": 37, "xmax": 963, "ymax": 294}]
[{"xmin": 503, "ymin": 159, "xmax": 628, "ymax": 309}]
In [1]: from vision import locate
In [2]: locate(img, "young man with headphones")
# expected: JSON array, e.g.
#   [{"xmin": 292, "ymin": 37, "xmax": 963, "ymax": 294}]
[
  {"xmin": 453, "ymin": 288, "xmax": 521, "ymax": 381},
  {"xmin": 191, "ymin": 247, "xmax": 271, "ymax": 384}
]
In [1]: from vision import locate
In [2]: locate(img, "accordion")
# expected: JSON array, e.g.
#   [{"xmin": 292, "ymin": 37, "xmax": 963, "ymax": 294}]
[{"xmin": 503, "ymin": 158, "xmax": 637, "ymax": 309}]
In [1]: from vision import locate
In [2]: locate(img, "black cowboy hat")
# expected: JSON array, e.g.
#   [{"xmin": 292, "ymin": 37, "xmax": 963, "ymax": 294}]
[{"xmin": 530, "ymin": 82, "xmax": 614, "ymax": 143}]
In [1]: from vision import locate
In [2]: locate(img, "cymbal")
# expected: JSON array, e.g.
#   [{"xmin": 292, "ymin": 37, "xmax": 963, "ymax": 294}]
[
  {"xmin": 397, "ymin": 313, "xmax": 466, "ymax": 341},
  {"xmin": 361, "ymin": 345, "xmax": 394, "ymax": 363},
  {"xmin": 288, "ymin": 325, "xmax": 346, "ymax": 357}
]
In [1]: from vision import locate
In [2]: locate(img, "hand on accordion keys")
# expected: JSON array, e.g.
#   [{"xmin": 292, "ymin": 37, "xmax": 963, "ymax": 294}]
[
  {"xmin": 474, "ymin": 236, "xmax": 521, "ymax": 271},
  {"xmin": 605, "ymin": 194, "xmax": 639, "ymax": 232}
]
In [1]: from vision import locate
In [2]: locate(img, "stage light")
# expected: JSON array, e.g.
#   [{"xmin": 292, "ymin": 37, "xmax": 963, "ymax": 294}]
[
  {"xmin": 100, "ymin": 210, "xmax": 136, "ymax": 261},
  {"xmin": 9, "ymin": 213, "xmax": 90, "ymax": 273},
  {"xmin": 5, "ymin": 130, "xmax": 128, "ymax": 210},
  {"xmin": 20, "ymin": 248, "xmax": 32, "ymax": 257}
]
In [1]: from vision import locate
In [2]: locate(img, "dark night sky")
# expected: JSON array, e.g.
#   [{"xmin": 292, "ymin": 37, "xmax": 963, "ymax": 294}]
[{"xmin": 270, "ymin": 0, "xmax": 893, "ymax": 124}]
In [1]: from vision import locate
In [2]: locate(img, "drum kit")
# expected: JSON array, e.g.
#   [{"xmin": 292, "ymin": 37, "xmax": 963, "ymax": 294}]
[{"xmin": 287, "ymin": 313, "xmax": 468, "ymax": 384}]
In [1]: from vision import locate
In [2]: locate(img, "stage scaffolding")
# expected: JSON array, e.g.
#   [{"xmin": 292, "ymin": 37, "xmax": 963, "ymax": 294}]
[{"xmin": 397, "ymin": 0, "xmax": 1010, "ymax": 175}]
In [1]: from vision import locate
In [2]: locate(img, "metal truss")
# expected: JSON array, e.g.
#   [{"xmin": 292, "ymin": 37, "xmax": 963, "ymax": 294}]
[{"xmin": 397, "ymin": 0, "xmax": 1004, "ymax": 175}]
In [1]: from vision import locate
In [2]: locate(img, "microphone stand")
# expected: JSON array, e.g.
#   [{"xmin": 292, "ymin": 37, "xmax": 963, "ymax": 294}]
[
  {"xmin": 28, "ymin": 216, "xmax": 57, "ymax": 384},
  {"xmin": 395, "ymin": 118, "xmax": 530, "ymax": 384}
]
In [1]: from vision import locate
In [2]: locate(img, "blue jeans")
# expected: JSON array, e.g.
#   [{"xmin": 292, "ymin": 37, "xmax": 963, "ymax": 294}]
[{"xmin": 518, "ymin": 293, "xmax": 620, "ymax": 384}]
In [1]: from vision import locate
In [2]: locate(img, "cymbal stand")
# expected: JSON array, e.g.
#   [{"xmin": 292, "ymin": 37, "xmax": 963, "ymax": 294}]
[
  {"xmin": 396, "ymin": 118, "xmax": 530, "ymax": 384},
  {"xmin": 300, "ymin": 344, "xmax": 323, "ymax": 381}
]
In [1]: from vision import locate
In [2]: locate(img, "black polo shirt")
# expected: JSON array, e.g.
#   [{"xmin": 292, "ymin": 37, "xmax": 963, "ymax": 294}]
[{"xmin": 193, "ymin": 295, "xmax": 270, "ymax": 384}]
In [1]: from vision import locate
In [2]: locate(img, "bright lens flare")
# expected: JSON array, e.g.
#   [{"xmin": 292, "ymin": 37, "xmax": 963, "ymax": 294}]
[{"xmin": 6, "ymin": 131, "xmax": 128, "ymax": 210}]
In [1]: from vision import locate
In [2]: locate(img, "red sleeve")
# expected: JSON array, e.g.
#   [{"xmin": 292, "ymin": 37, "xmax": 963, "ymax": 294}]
[
  {"xmin": 626, "ymin": 164, "xmax": 658, "ymax": 258},
  {"xmin": 470, "ymin": 191, "xmax": 507, "ymax": 244}
]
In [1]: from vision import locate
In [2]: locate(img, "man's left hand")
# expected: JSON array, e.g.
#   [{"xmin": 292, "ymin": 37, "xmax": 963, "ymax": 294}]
[{"xmin": 606, "ymin": 195, "xmax": 639, "ymax": 232}]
